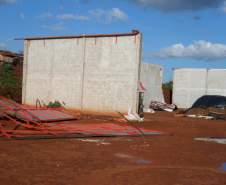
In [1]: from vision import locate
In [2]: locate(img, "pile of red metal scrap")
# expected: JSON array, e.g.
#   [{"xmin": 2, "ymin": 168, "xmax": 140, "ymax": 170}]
[{"xmin": 0, "ymin": 97, "xmax": 162, "ymax": 139}]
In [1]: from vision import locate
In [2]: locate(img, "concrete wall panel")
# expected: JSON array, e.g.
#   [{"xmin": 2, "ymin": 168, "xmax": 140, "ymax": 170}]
[
  {"xmin": 140, "ymin": 63, "xmax": 165, "ymax": 109},
  {"xmin": 173, "ymin": 69, "xmax": 207, "ymax": 108},
  {"xmin": 23, "ymin": 32, "xmax": 141, "ymax": 113},
  {"xmin": 207, "ymin": 69, "xmax": 226, "ymax": 96},
  {"xmin": 23, "ymin": 39, "xmax": 84, "ymax": 108},
  {"xmin": 82, "ymin": 36, "xmax": 140, "ymax": 112},
  {"xmin": 173, "ymin": 68, "xmax": 226, "ymax": 108}
]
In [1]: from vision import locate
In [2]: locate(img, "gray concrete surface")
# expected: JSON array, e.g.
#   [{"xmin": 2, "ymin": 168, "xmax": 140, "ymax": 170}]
[
  {"xmin": 173, "ymin": 68, "xmax": 226, "ymax": 108},
  {"xmin": 22, "ymin": 31, "xmax": 142, "ymax": 113},
  {"xmin": 140, "ymin": 63, "xmax": 165, "ymax": 109}
]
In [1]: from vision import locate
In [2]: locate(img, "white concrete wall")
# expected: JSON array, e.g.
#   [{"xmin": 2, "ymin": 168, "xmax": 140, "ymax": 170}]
[
  {"xmin": 140, "ymin": 63, "xmax": 165, "ymax": 109},
  {"xmin": 23, "ymin": 39, "xmax": 85, "ymax": 109},
  {"xmin": 207, "ymin": 69, "xmax": 226, "ymax": 96},
  {"xmin": 23, "ymin": 33, "xmax": 141, "ymax": 113},
  {"xmin": 173, "ymin": 68, "xmax": 207, "ymax": 108},
  {"xmin": 173, "ymin": 68, "xmax": 226, "ymax": 108}
]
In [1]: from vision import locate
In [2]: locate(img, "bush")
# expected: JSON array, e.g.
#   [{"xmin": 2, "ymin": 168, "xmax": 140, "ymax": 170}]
[
  {"xmin": 163, "ymin": 81, "xmax": 173, "ymax": 91},
  {"xmin": 0, "ymin": 63, "xmax": 22, "ymax": 102}
]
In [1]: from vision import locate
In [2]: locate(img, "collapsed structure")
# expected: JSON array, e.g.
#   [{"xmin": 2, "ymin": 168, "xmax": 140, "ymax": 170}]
[
  {"xmin": 140, "ymin": 63, "xmax": 165, "ymax": 109},
  {"xmin": 21, "ymin": 30, "xmax": 142, "ymax": 113},
  {"xmin": 0, "ymin": 96, "xmax": 162, "ymax": 139},
  {"xmin": 173, "ymin": 68, "xmax": 226, "ymax": 108}
]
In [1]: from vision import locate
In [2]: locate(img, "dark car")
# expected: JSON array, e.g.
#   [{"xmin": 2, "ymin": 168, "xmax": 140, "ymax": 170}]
[{"xmin": 192, "ymin": 95, "xmax": 226, "ymax": 109}]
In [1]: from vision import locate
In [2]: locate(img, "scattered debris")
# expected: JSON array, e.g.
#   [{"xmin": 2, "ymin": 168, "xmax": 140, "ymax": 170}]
[
  {"xmin": 194, "ymin": 137, "xmax": 226, "ymax": 144},
  {"xmin": 208, "ymin": 112, "xmax": 226, "ymax": 120},
  {"xmin": 0, "ymin": 96, "xmax": 162, "ymax": 139},
  {"xmin": 187, "ymin": 115, "xmax": 214, "ymax": 120},
  {"xmin": 219, "ymin": 162, "xmax": 226, "ymax": 172},
  {"xmin": 124, "ymin": 108, "xmax": 144, "ymax": 122},
  {"xmin": 185, "ymin": 95, "xmax": 226, "ymax": 120},
  {"xmin": 0, "ymin": 96, "xmax": 78, "ymax": 122},
  {"xmin": 144, "ymin": 108, "xmax": 155, "ymax": 113},
  {"xmin": 149, "ymin": 101, "xmax": 176, "ymax": 112},
  {"xmin": 78, "ymin": 139, "xmax": 111, "ymax": 145}
]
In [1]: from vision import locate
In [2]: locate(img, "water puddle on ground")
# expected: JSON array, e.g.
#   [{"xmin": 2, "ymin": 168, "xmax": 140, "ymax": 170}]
[
  {"xmin": 219, "ymin": 163, "xmax": 226, "ymax": 172},
  {"xmin": 114, "ymin": 153, "xmax": 151, "ymax": 165},
  {"xmin": 194, "ymin": 137, "xmax": 226, "ymax": 144}
]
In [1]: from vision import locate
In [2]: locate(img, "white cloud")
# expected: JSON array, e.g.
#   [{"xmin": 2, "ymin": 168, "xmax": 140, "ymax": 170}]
[
  {"xmin": 89, "ymin": 8, "xmax": 128, "ymax": 23},
  {"xmin": 0, "ymin": 42, "xmax": 6, "ymax": 50},
  {"xmin": 109, "ymin": 8, "xmax": 128, "ymax": 21},
  {"xmin": 56, "ymin": 13, "xmax": 90, "ymax": 21},
  {"xmin": 153, "ymin": 40, "xmax": 226, "ymax": 60},
  {"xmin": 38, "ymin": 8, "xmax": 128, "ymax": 24},
  {"xmin": 0, "ymin": 0, "xmax": 16, "ymax": 6},
  {"xmin": 42, "ymin": 22, "xmax": 65, "ymax": 31}
]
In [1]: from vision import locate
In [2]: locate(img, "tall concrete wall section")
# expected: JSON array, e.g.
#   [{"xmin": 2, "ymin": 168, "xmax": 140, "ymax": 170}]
[
  {"xmin": 22, "ymin": 31, "xmax": 141, "ymax": 113},
  {"xmin": 207, "ymin": 69, "xmax": 226, "ymax": 96},
  {"xmin": 82, "ymin": 36, "xmax": 141, "ymax": 112},
  {"xmin": 23, "ymin": 39, "xmax": 84, "ymax": 109},
  {"xmin": 173, "ymin": 69, "xmax": 207, "ymax": 108},
  {"xmin": 140, "ymin": 63, "xmax": 165, "ymax": 109}
]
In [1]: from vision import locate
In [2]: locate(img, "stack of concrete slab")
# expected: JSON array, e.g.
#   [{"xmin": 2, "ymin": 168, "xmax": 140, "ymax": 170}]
[{"xmin": 173, "ymin": 68, "xmax": 226, "ymax": 108}]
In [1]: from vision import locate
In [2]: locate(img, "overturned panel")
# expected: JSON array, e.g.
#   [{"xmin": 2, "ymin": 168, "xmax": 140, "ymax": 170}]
[
  {"xmin": 173, "ymin": 68, "xmax": 207, "ymax": 108},
  {"xmin": 23, "ymin": 31, "xmax": 141, "ymax": 113},
  {"xmin": 140, "ymin": 63, "xmax": 165, "ymax": 109},
  {"xmin": 15, "ymin": 109, "xmax": 77, "ymax": 122}
]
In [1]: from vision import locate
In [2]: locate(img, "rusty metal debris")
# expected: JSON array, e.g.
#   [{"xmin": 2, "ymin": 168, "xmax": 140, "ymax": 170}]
[{"xmin": 0, "ymin": 97, "xmax": 162, "ymax": 139}]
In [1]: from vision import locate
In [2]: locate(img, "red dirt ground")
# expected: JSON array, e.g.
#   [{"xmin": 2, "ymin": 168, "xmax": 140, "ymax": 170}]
[{"xmin": 0, "ymin": 112, "xmax": 226, "ymax": 185}]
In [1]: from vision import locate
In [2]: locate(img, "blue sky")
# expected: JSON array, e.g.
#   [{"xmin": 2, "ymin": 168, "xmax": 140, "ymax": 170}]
[{"xmin": 1, "ymin": 0, "xmax": 226, "ymax": 81}]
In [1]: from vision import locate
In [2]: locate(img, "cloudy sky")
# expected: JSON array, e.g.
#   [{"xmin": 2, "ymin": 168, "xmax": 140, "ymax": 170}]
[{"xmin": 1, "ymin": 0, "xmax": 226, "ymax": 81}]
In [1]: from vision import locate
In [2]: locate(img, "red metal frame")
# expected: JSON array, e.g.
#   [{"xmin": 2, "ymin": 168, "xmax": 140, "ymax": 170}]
[{"xmin": 0, "ymin": 97, "xmax": 162, "ymax": 139}]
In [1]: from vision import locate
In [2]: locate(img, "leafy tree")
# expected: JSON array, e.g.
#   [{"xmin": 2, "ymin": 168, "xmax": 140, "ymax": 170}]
[{"xmin": 163, "ymin": 81, "xmax": 173, "ymax": 91}]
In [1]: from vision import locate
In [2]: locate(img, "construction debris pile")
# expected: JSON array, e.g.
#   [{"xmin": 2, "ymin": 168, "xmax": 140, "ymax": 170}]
[
  {"xmin": 149, "ymin": 101, "xmax": 176, "ymax": 112},
  {"xmin": 0, "ymin": 97, "xmax": 161, "ymax": 139},
  {"xmin": 184, "ymin": 95, "xmax": 226, "ymax": 120}
]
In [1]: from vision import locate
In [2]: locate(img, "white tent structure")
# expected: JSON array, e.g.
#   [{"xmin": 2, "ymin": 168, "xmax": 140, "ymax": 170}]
[
  {"xmin": 140, "ymin": 63, "xmax": 165, "ymax": 110},
  {"xmin": 173, "ymin": 68, "xmax": 226, "ymax": 108}
]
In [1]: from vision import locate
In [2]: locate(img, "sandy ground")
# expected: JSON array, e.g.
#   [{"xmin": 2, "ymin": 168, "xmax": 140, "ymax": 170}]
[{"xmin": 0, "ymin": 112, "xmax": 226, "ymax": 185}]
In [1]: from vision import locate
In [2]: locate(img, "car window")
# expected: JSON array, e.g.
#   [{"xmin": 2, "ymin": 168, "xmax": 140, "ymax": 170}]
[{"xmin": 207, "ymin": 96, "xmax": 226, "ymax": 108}]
